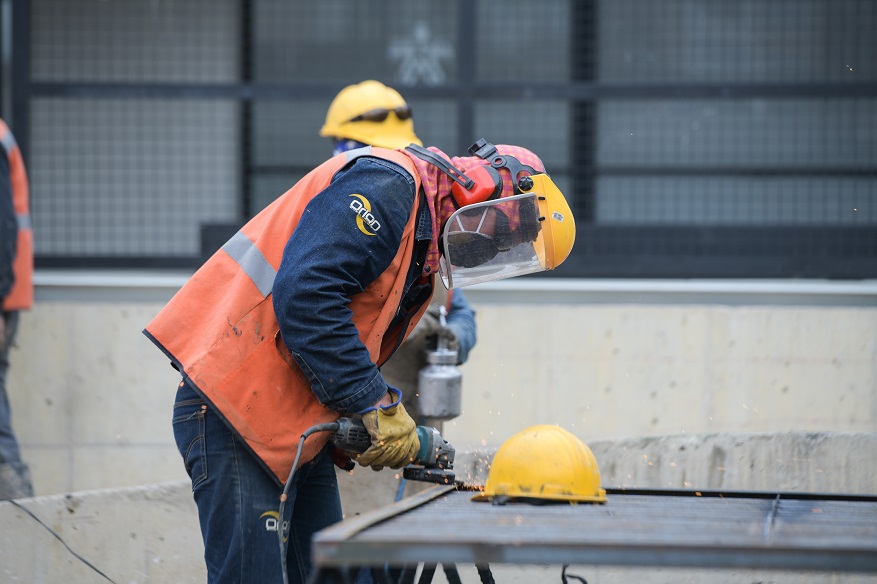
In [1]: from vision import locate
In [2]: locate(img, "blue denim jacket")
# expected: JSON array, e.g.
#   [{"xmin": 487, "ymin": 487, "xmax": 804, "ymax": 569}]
[{"xmin": 272, "ymin": 156, "xmax": 431, "ymax": 414}]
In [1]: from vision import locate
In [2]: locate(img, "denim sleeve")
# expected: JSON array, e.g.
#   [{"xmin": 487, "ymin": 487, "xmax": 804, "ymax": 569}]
[
  {"xmin": 272, "ymin": 157, "xmax": 417, "ymax": 414},
  {"xmin": 0, "ymin": 150, "xmax": 16, "ymax": 298},
  {"xmin": 447, "ymin": 289, "xmax": 477, "ymax": 364}
]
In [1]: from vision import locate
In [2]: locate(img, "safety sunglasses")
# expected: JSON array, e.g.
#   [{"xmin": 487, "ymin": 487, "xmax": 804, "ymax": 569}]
[{"xmin": 348, "ymin": 105, "xmax": 413, "ymax": 123}]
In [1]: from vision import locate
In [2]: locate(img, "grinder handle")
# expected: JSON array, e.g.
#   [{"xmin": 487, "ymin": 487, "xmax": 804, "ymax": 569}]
[
  {"xmin": 332, "ymin": 418, "xmax": 443, "ymax": 467},
  {"xmin": 330, "ymin": 417, "xmax": 372, "ymax": 454}
]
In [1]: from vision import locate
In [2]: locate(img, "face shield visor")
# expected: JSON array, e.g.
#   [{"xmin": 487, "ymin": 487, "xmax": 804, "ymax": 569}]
[
  {"xmin": 440, "ymin": 173, "xmax": 575, "ymax": 289},
  {"xmin": 440, "ymin": 193, "xmax": 541, "ymax": 288}
]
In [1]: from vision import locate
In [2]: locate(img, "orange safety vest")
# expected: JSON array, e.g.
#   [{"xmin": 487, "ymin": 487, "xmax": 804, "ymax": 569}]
[
  {"xmin": 145, "ymin": 148, "xmax": 431, "ymax": 484},
  {"xmin": 1, "ymin": 119, "xmax": 33, "ymax": 311}
]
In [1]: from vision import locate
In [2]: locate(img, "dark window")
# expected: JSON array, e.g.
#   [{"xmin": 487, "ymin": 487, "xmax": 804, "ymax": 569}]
[{"xmin": 10, "ymin": 0, "xmax": 876, "ymax": 277}]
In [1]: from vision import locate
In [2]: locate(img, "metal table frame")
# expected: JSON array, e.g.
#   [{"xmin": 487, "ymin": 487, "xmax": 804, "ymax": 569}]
[{"xmin": 309, "ymin": 485, "xmax": 877, "ymax": 584}]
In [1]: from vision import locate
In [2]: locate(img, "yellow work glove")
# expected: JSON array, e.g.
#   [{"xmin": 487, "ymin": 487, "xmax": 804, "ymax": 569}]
[{"xmin": 357, "ymin": 389, "xmax": 419, "ymax": 471}]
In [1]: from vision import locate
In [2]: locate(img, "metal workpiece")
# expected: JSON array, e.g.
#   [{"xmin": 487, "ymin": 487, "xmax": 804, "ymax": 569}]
[{"xmin": 311, "ymin": 486, "xmax": 877, "ymax": 574}]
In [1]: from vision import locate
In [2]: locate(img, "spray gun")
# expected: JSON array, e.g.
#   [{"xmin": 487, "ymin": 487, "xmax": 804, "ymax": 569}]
[
  {"xmin": 329, "ymin": 416, "xmax": 456, "ymax": 484},
  {"xmin": 417, "ymin": 305, "xmax": 463, "ymax": 421}
]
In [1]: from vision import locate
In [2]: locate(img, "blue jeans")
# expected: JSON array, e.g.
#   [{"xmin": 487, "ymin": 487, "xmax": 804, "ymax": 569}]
[
  {"xmin": 173, "ymin": 380, "xmax": 343, "ymax": 584},
  {"xmin": 0, "ymin": 310, "xmax": 33, "ymax": 499}
]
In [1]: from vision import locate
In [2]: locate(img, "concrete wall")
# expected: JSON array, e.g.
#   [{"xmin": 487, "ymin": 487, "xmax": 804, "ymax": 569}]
[
  {"xmin": 7, "ymin": 300, "xmax": 185, "ymax": 494},
  {"xmin": 2, "ymin": 272, "xmax": 876, "ymax": 582},
  {"xmin": 7, "ymin": 273, "xmax": 876, "ymax": 496},
  {"xmin": 451, "ymin": 301, "xmax": 877, "ymax": 452}
]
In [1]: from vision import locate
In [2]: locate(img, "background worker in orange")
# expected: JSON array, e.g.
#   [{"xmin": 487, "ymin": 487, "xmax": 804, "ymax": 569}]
[
  {"xmin": 320, "ymin": 80, "xmax": 477, "ymax": 424},
  {"xmin": 0, "ymin": 118, "xmax": 34, "ymax": 500},
  {"xmin": 146, "ymin": 131, "xmax": 575, "ymax": 583}
]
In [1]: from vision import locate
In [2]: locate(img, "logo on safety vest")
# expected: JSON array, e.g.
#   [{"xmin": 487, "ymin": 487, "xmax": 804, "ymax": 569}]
[{"xmin": 349, "ymin": 194, "xmax": 381, "ymax": 236}]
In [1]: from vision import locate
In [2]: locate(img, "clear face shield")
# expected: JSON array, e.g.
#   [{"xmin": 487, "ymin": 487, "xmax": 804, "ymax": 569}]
[{"xmin": 440, "ymin": 192, "xmax": 546, "ymax": 289}]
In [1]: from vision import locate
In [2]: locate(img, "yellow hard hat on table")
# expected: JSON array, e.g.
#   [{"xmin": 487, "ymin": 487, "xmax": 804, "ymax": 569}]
[{"xmin": 472, "ymin": 424, "xmax": 607, "ymax": 504}]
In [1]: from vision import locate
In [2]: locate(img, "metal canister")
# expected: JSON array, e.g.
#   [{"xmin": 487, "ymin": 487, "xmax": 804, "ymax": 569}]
[{"xmin": 417, "ymin": 306, "xmax": 462, "ymax": 420}]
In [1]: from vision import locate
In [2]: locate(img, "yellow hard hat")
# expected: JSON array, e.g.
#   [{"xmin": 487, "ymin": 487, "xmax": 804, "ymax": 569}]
[
  {"xmin": 320, "ymin": 80, "xmax": 422, "ymax": 150},
  {"xmin": 472, "ymin": 425, "xmax": 607, "ymax": 504},
  {"xmin": 520, "ymin": 174, "xmax": 576, "ymax": 270}
]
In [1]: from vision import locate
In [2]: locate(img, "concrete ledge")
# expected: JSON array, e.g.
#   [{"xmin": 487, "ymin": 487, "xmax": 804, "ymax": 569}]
[
  {"xmin": 32, "ymin": 270, "xmax": 877, "ymax": 306},
  {"xmin": 454, "ymin": 431, "xmax": 877, "ymax": 495},
  {"xmin": 0, "ymin": 480, "xmax": 201, "ymax": 583},
  {"xmin": 2, "ymin": 432, "xmax": 875, "ymax": 583}
]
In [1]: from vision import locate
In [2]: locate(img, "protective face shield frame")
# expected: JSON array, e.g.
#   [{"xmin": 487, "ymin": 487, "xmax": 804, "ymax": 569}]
[{"xmin": 407, "ymin": 140, "xmax": 575, "ymax": 289}]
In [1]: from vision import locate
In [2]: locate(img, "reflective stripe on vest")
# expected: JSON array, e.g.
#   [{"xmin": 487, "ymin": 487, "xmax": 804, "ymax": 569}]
[
  {"xmin": 346, "ymin": 145, "xmax": 372, "ymax": 161},
  {"xmin": 0, "ymin": 129, "xmax": 16, "ymax": 153},
  {"xmin": 213, "ymin": 147, "xmax": 417, "ymax": 328},
  {"xmin": 17, "ymin": 212, "xmax": 30, "ymax": 230},
  {"xmin": 216, "ymin": 145, "xmax": 377, "ymax": 299},
  {"xmin": 221, "ymin": 231, "xmax": 276, "ymax": 298}
]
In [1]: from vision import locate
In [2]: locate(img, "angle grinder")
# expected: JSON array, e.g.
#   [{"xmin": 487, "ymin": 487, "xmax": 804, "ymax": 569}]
[
  {"xmin": 278, "ymin": 417, "xmax": 455, "ymax": 584},
  {"xmin": 329, "ymin": 416, "xmax": 456, "ymax": 484}
]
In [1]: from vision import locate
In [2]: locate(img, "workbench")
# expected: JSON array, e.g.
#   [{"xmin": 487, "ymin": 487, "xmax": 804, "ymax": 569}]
[{"xmin": 309, "ymin": 484, "xmax": 877, "ymax": 583}]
